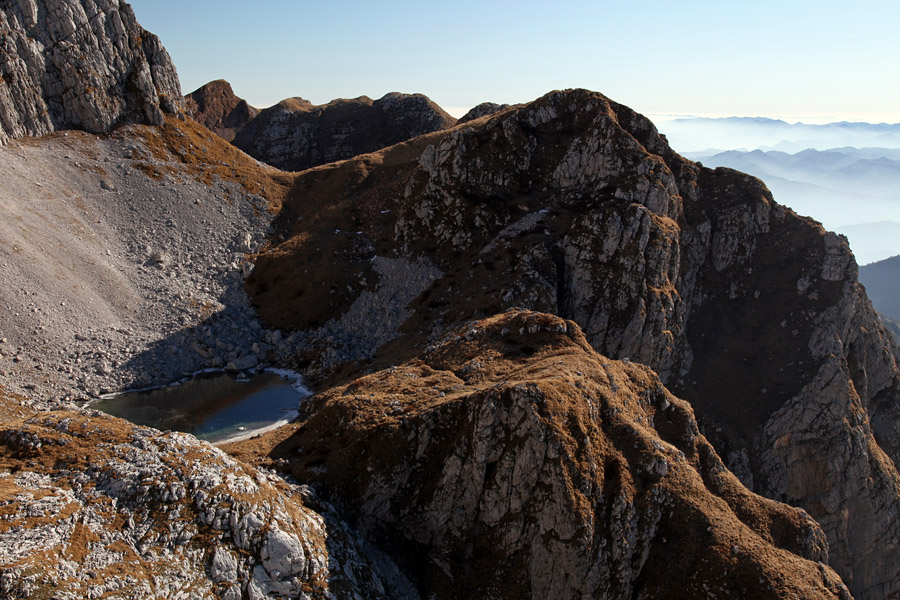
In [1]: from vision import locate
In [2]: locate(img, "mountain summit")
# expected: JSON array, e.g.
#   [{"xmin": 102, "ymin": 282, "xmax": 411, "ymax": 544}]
[
  {"xmin": 231, "ymin": 90, "xmax": 457, "ymax": 171},
  {"xmin": 248, "ymin": 88, "xmax": 900, "ymax": 600},
  {"xmin": 184, "ymin": 79, "xmax": 258, "ymax": 141}
]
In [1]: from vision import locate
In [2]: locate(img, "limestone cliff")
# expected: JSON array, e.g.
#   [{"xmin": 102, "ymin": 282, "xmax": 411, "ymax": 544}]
[
  {"xmin": 269, "ymin": 310, "xmax": 851, "ymax": 599},
  {"xmin": 249, "ymin": 89, "xmax": 900, "ymax": 600},
  {"xmin": 0, "ymin": 0, "xmax": 183, "ymax": 144},
  {"xmin": 231, "ymin": 92, "xmax": 456, "ymax": 171}
]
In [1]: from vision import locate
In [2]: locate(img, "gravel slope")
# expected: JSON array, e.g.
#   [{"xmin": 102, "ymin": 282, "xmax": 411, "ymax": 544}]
[{"xmin": 0, "ymin": 122, "xmax": 287, "ymax": 408}]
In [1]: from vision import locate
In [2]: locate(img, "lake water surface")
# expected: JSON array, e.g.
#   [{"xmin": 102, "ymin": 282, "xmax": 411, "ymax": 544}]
[{"xmin": 92, "ymin": 370, "xmax": 310, "ymax": 443}]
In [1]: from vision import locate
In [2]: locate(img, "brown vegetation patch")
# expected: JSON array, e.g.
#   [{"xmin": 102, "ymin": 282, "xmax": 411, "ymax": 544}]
[
  {"xmin": 125, "ymin": 116, "xmax": 294, "ymax": 214},
  {"xmin": 0, "ymin": 386, "xmax": 34, "ymax": 425},
  {"xmin": 248, "ymin": 310, "xmax": 849, "ymax": 598}
]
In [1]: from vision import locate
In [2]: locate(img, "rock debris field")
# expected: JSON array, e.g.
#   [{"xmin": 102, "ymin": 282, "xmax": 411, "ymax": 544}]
[{"xmin": 0, "ymin": 125, "xmax": 295, "ymax": 408}]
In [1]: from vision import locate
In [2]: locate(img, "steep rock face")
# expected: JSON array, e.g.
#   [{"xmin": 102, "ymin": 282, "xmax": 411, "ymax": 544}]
[
  {"xmin": 278, "ymin": 310, "xmax": 851, "ymax": 599},
  {"xmin": 185, "ymin": 79, "xmax": 258, "ymax": 142},
  {"xmin": 249, "ymin": 89, "xmax": 900, "ymax": 599},
  {"xmin": 232, "ymin": 92, "xmax": 456, "ymax": 171},
  {"xmin": 0, "ymin": 410, "xmax": 416, "ymax": 599},
  {"xmin": 0, "ymin": 0, "xmax": 183, "ymax": 145}
]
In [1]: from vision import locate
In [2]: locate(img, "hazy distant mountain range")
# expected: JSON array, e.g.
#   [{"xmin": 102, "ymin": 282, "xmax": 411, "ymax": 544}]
[
  {"xmin": 680, "ymin": 142, "xmax": 900, "ymax": 264},
  {"xmin": 658, "ymin": 116, "xmax": 900, "ymax": 154}
]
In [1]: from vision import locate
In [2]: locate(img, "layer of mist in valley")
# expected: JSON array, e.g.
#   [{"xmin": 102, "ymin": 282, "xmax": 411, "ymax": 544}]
[{"xmin": 656, "ymin": 117, "xmax": 900, "ymax": 266}]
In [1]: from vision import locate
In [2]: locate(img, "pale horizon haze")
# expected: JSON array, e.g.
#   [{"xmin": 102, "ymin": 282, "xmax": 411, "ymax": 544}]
[{"xmin": 128, "ymin": 0, "xmax": 900, "ymax": 125}]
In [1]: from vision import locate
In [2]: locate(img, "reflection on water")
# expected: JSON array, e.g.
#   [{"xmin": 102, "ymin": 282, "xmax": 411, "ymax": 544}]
[{"xmin": 93, "ymin": 371, "xmax": 308, "ymax": 443}]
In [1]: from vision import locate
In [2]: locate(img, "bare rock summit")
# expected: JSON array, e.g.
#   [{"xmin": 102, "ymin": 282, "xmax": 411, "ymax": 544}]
[
  {"xmin": 185, "ymin": 78, "xmax": 258, "ymax": 142},
  {"xmin": 230, "ymin": 91, "xmax": 457, "ymax": 171},
  {"xmin": 0, "ymin": 0, "xmax": 183, "ymax": 145},
  {"xmin": 458, "ymin": 101, "xmax": 513, "ymax": 123}
]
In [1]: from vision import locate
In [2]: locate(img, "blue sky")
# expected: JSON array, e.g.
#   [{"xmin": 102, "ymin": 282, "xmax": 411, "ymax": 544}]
[{"xmin": 129, "ymin": 0, "xmax": 900, "ymax": 122}]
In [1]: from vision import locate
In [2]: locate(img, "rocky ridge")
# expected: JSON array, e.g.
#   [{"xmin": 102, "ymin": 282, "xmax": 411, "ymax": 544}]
[
  {"xmin": 229, "ymin": 91, "xmax": 456, "ymax": 171},
  {"xmin": 0, "ymin": 0, "xmax": 183, "ymax": 145},
  {"xmin": 247, "ymin": 89, "xmax": 900, "ymax": 600},
  {"xmin": 248, "ymin": 310, "xmax": 851, "ymax": 599}
]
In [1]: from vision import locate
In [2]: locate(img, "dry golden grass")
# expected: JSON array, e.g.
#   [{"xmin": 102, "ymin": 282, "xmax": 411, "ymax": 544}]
[{"xmin": 126, "ymin": 115, "xmax": 295, "ymax": 214}]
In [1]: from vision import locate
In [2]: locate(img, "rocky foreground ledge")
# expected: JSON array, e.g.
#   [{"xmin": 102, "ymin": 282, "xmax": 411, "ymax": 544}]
[{"xmin": 0, "ymin": 408, "xmax": 417, "ymax": 599}]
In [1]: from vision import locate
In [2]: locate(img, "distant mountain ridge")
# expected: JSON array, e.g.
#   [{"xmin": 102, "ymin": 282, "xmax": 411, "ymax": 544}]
[
  {"xmin": 689, "ymin": 147, "xmax": 900, "ymax": 199},
  {"xmin": 659, "ymin": 116, "xmax": 900, "ymax": 153},
  {"xmin": 184, "ymin": 80, "xmax": 456, "ymax": 171}
]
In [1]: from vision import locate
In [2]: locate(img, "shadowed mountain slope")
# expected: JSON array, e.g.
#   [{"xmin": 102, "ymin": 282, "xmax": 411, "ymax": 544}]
[
  {"xmin": 859, "ymin": 255, "xmax": 900, "ymax": 322},
  {"xmin": 185, "ymin": 79, "xmax": 259, "ymax": 142}
]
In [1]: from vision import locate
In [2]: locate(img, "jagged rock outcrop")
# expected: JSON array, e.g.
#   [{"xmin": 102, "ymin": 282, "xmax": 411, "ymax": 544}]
[
  {"xmin": 0, "ymin": 410, "xmax": 417, "ymax": 599},
  {"xmin": 272, "ymin": 310, "xmax": 851, "ymax": 599},
  {"xmin": 248, "ymin": 89, "xmax": 900, "ymax": 600},
  {"xmin": 0, "ymin": 0, "xmax": 183, "ymax": 145},
  {"xmin": 185, "ymin": 79, "xmax": 258, "ymax": 142},
  {"xmin": 457, "ymin": 101, "xmax": 512, "ymax": 123},
  {"xmin": 231, "ymin": 92, "xmax": 456, "ymax": 171}
]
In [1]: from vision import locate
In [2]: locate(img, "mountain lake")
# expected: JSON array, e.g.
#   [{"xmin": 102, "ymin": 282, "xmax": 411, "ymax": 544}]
[{"xmin": 92, "ymin": 370, "xmax": 310, "ymax": 443}]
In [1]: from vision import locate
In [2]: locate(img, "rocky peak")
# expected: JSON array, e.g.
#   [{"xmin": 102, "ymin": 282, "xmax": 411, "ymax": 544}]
[
  {"xmin": 248, "ymin": 88, "xmax": 900, "ymax": 600},
  {"xmin": 184, "ymin": 78, "xmax": 258, "ymax": 141},
  {"xmin": 0, "ymin": 0, "xmax": 183, "ymax": 145},
  {"xmin": 271, "ymin": 310, "xmax": 851, "ymax": 599},
  {"xmin": 230, "ymin": 90, "xmax": 456, "ymax": 171}
]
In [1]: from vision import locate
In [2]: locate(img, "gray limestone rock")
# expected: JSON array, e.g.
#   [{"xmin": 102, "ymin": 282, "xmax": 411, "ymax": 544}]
[
  {"xmin": 0, "ymin": 0, "xmax": 183, "ymax": 145},
  {"xmin": 0, "ymin": 410, "xmax": 418, "ymax": 599}
]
